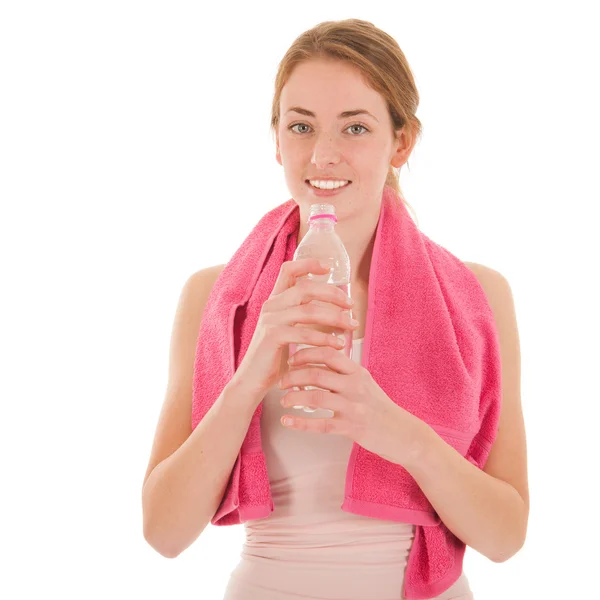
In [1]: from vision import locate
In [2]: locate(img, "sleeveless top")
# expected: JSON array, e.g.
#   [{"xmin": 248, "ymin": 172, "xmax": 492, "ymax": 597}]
[{"xmin": 222, "ymin": 338, "xmax": 474, "ymax": 600}]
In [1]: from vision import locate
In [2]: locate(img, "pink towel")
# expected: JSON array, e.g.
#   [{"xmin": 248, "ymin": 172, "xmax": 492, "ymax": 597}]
[{"xmin": 192, "ymin": 185, "xmax": 501, "ymax": 599}]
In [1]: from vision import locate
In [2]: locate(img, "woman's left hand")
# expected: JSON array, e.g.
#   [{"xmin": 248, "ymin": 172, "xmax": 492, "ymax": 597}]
[{"xmin": 278, "ymin": 343, "xmax": 426, "ymax": 465}]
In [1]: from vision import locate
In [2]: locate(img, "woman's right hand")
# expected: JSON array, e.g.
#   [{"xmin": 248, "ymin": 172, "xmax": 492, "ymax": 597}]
[{"xmin": 232, "ymin": 258, "xmax": 357, "ymax": 402}]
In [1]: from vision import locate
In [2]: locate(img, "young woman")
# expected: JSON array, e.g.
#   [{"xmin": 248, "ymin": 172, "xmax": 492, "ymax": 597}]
[{"xmin": 142, "ymin": 18, "xmax": 529, "ymax": 600}]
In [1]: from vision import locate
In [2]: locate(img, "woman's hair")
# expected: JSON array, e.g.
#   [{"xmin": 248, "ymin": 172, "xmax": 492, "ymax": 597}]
[{"xmin": 270, "ymin": 18, "xmax": 422, "ymax": 220}]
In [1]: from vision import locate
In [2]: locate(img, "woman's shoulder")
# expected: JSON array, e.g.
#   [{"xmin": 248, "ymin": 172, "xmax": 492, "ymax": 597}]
[
  {"xmin": 463, "ymin": 261, "xmax": 509, "ymax": 294},
  {"xmin": 177, "ymin": 264, "xmax": 227, "ymax": 321},
  {"xmin": 463, "ymin": 260, "xmax": 499, "ymax": 278},
  {"xmin": 187, "ymin": 263, "xmax": 227, "ymax": 291}
]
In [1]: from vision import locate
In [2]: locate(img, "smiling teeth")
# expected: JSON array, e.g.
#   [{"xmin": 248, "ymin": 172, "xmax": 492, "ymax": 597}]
[{"xmin": 309, "ymin": 180, "xmax": 350, "ymax": 190}]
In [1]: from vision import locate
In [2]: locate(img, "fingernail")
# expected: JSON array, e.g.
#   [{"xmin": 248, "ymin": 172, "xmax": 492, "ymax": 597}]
[
  {"xmin": 350, "ymin": 318, "xmax": 359, "ymax": 326},
  {"xmin": 282, "ymin": 417, "xmax": 293, "ymax": 426},
  {"xmin": 287, "ymin": 355, "xmax": 295, "ymax": 365}
]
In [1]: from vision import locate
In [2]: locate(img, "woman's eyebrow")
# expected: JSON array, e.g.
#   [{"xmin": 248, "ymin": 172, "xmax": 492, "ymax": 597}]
[{"xmin": 285, "ymin": 106, "xmax": 379, "ymax": 122}]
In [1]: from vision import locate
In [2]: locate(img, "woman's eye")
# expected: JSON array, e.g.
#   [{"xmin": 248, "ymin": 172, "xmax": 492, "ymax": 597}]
[
  {"xmin": 347, "ymin": 124, "xmax": 368, "ymax": 135},
  {"xmin": 290, "ymin": 123, "xmax": 311, "ymax": 134},
  {"xmin": 288, "ymin": 123, "xmax": 369, "ymax": 135}
]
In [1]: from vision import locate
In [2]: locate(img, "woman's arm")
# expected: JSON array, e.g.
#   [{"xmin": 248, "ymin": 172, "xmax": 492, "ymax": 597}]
[
  {"xmin": 143, "ymin": 377, "xmax": 261, "ymax": 558},
  {"xmin": 398, "ymin": 266, "xmax": 529, "ymax": 563},
  {"xmin": 141, "ymin": 267, "xmax": 262, "ymax": 558}
]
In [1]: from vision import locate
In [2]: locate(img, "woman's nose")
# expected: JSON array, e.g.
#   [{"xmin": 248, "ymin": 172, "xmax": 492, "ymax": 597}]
[{"xmin": 311, "ymin": 133, "xmax": 342, "ymax": 168}]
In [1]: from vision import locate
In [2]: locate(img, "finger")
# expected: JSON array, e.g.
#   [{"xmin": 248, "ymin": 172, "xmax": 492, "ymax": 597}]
[
  {"xmin": 280, "ymin": 388, "xmax": 345, "ymax": 413},
  {"xmin": 271, "ymin": 258, "xmax": 329, "ymax": 297},
  {"xmin": 280, "ymin": 365, "xmax": 345, "ymax": 394},
  {"xmin": 281, "ymin": 413, "xmax": 342, "ymax": 435},
  {"xmin": 287, "ymin": 344, "xmax": 356, "ymax": 375},
  {"xmin": 270, "ymin": 277, "xmax": 353, "ymax": 313},
  {"xmin": 276, "ymin": 325, "xmax": 348, "ymax": 351},
  {"xmin": 281, "ymin": 302, "xmax": 356, "ymax": 332}
]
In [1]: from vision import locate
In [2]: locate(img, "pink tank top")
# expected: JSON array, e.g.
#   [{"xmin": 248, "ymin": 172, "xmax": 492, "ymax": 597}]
[{"xmin": 222, "ymin": 338, "xmax": 474, "ymax": 600}]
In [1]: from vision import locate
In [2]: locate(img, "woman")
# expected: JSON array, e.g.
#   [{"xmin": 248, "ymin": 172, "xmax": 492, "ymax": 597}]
[{"xmin": 142, "ymin": 18, "xmax": 529, "ymax": 600}]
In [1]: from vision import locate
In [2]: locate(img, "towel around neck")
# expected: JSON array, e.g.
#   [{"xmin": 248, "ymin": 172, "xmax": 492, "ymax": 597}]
[{"xmin": 192, "ymin": 185, "xmax": 502, "ymax": 599}]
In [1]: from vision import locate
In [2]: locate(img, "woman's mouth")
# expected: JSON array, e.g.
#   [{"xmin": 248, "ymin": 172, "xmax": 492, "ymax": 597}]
[{"xmin": 305, "ymin": 179, "xmax": 352, "ymax": 197}]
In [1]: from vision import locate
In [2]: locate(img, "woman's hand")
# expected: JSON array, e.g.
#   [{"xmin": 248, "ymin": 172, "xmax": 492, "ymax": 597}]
[
  {"xmin": 232, "ymin": 258, "xmax": 358, "ymax": 402},
  {"xmin": 277, "ymin": 344, "xmax": 426, "ymax": 465}
]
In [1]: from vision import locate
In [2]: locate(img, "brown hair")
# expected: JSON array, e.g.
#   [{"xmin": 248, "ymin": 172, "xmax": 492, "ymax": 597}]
[{"xmin": 270, "ymin": 18, "xmax": 422, "ymax": 221}]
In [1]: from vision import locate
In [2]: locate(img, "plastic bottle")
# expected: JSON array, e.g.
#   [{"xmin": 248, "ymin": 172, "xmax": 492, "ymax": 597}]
[{"xmin": 288, "ymin": 203, "xmax": 353, "ymax": 412}]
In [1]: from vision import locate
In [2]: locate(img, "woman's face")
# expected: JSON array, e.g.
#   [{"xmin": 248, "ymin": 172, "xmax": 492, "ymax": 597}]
[{"xmin": 276, "ymin": 58, "xmax": 411, "ymax": 217}]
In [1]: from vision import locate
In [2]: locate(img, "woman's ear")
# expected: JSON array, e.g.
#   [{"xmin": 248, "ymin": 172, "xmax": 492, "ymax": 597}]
[
  {"xmin": 390, "ymin": 126, "xmax": 417, "ymax": 169},
  {"xmin": 275, "ymin": 132, "xmax": 282, "ymax": 166}
]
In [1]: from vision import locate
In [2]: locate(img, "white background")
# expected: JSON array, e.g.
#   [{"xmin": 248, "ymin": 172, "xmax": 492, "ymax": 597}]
[{"xmin": 2, "ymin": 1, "xmax": 599, "ymax": 599}]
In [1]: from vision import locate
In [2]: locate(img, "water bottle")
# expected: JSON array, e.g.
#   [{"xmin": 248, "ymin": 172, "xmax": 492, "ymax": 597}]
[{"xmin": 288, "ymin": 203, "xmax": 353, "ymax": 412}]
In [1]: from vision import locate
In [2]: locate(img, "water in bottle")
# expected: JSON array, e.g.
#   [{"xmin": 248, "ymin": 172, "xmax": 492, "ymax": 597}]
[{"xmin": 288, "ymin": 203, "xmax": 353, "ymax": 412}]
